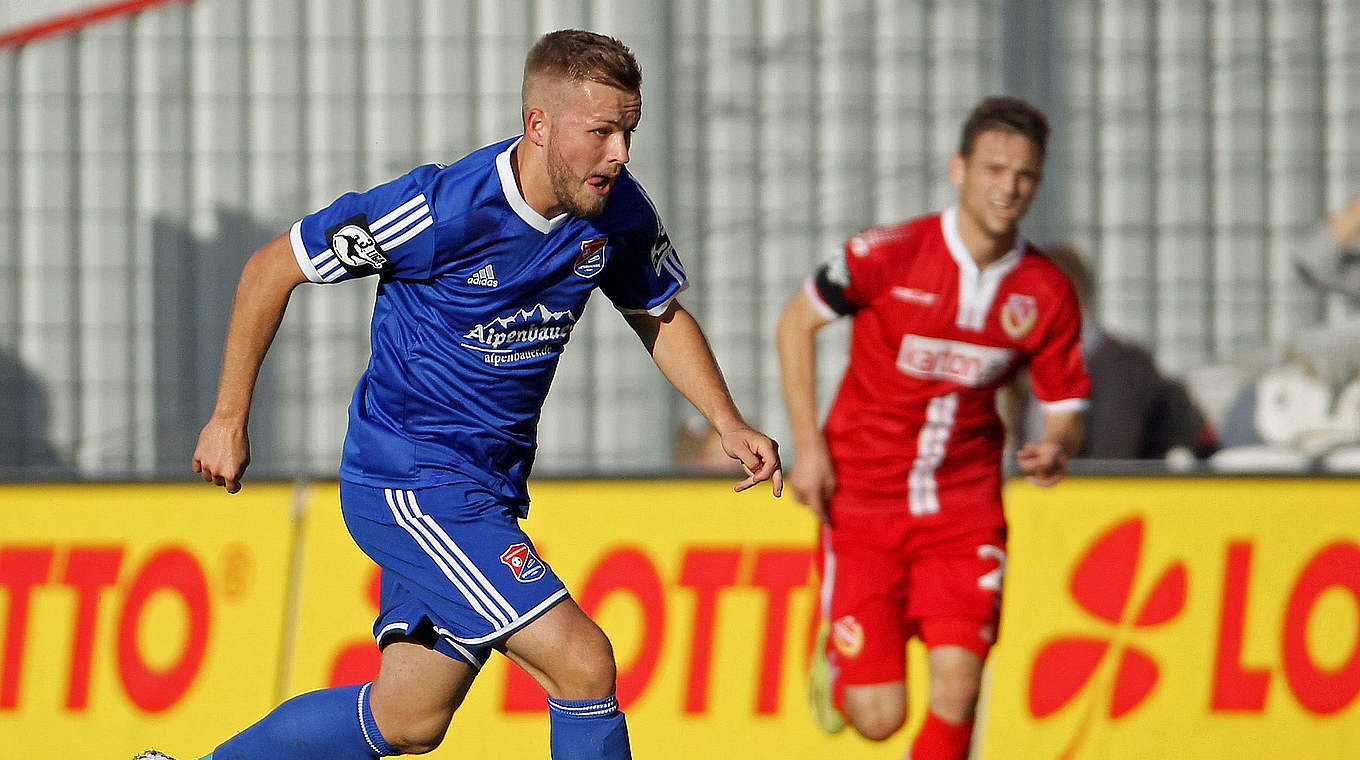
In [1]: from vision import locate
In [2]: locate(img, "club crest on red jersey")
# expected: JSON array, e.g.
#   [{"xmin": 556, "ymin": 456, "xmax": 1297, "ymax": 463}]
[
  {"xmin": 1000, "ymin": 293, "xmax": 1038, "ymax": 339},
  {"xmin": 575, "ymin": 237, "xmax": 608, "ymax": 278},
  {"xmin": 500, "ymin": 542, "xmax": 546, "ymax": 582}
]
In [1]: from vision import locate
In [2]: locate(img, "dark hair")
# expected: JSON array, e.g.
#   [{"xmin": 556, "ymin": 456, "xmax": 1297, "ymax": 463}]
[
  {"xmin": 523, "ymin": 29, "xmax": 642, "ymax": 97},
  {"xmin": 959, "ymin": 96, "xmax": 1049, "ymax": 160}
]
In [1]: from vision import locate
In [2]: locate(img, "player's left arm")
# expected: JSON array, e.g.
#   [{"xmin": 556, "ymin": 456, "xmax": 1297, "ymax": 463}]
[
  {"xmin": 624, "ymin": 300, "xmax": 783, "ymax": 496},
  {"xmin": 1017, "ymin": 264, "xmax": 1089, "ymax": 487},
  {"xmin": 1017, "ymin": 408, "xmax": 1084, "ymax": 487}
]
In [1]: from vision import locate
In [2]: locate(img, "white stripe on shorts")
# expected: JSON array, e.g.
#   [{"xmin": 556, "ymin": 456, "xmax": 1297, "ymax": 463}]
[
  {"xmin": 384, "ymin": 488, "xmax": 515, "ymax": 629},
  {"xmin": 403, "ymin": 490, "xmax": 519, "ymax": 618},
  {"xmin": 819, "ymin": 523, "xmax": 836, "ymax": 621},
  {"xmin": 455, "ymin": 589, "xmax": 568, "ymax": 645}
]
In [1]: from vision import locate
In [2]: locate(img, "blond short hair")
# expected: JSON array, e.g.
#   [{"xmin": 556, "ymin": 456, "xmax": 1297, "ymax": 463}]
[{"xmin": 522, "ymin": 29, "xmax": 642, "ymax": 108}]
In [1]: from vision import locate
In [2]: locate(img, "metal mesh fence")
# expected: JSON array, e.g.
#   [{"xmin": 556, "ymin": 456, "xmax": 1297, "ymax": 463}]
[{"xmin": 0, "ymin": 0, "xmax": 1355, "ymax": 479}]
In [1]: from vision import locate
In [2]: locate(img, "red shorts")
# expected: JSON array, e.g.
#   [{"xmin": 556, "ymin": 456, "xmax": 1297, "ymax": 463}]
[{"xmin": 818, "ymin": 504, "xmax": 1007, "ymax": 688}]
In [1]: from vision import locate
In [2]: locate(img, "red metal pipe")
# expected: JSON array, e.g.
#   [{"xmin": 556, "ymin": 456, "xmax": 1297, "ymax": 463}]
[{"xmin": 0, "ymin": 0, "xmax": 193, "ymax": 49}]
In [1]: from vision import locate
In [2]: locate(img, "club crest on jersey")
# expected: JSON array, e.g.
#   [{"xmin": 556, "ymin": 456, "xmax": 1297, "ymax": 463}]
[
  {"xmin": 1000, "ymin": 293, "xmax": 1038, "ymax": 339},
  {"xmin": 831, "ymin": 616, "xmax": 865, "ymax": 658},
  {"xmin": 500, "ymin": 543, "xmax": 545, "ymax": 582},
  {"xmin": 574, "ymin": 237, "xmax": 608, "ymax": 278},
  {"xmin": 326, "ymin": 215, "xmax": 390, "ymax": 272}
]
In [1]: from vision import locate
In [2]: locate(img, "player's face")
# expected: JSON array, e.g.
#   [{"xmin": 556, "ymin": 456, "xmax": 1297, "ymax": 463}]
[
  {"xmin": 545, "ymin": 80, "xmax": 641, "ymax": 219},
  {"xmin": 951, "ymin": 129, "xmax": 1043, "ymax": 243}
]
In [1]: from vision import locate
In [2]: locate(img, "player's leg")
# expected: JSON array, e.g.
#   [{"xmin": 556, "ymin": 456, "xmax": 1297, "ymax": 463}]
[
  {"xmin": 816, "ymin": 508, "xmax": 913, "ymax": 741},
  {"xmin": 502, "ymin": 598, "xmax": 617, "ymax": 698},
  {"xmin": 908, "ymin": 641, "xmax": 984, "ymax": 760},
  {"xmin": 924, "ymin": 644, "xmax": 984, "ymax": 722},
  {"xmin": 207, "ymin": 480, "xmax": 506, "ymax": 760},
  {"xmin": 354, "ymin": 480, "xmax": 627, "ymax": 759},
  {"xmin": 502, "ymin": 599, "xmax": 631, "ymax": 760},
  {"xmin": 209, "ymin": 638, "xmax": 474, "ymax": 759},
  {"xmin": 840, "ymin": 682, "xmax": 907, "ymax": 741},
  {"xmin": 367, "ymin": 636, "xmax": 477, "ymax": 753},
  {"xmin": 904, "ymin": 524, "xmax": 1007, "ymax": 760}
]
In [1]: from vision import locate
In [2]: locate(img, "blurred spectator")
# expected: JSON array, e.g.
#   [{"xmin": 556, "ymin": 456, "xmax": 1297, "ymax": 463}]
[
  {"xmin": 1017, "ymin": 245, "xmax": 1219, "ymax": 460},
  {"xmin": 1292, "ymin": 192, "xmax": 1360, "ymax": 306},
  {"xmin": 1213, "ymin": 192, "xmax": 1360, "ymax": 459},
  {"xmin": 0, "ymin": 348, "xmax": 69, "ymax": 474}
]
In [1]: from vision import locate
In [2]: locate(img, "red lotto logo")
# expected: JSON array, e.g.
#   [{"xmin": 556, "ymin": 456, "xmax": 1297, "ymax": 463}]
[{"xmin": 1028, "ymin": 518, "xmax": 1187, "ymax": 746}]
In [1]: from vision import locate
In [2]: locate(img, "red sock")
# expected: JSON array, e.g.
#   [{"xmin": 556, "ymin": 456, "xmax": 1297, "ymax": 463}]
[{"xmin": 908, "ymin": 711, "xmax": 973, "ymax": 760}]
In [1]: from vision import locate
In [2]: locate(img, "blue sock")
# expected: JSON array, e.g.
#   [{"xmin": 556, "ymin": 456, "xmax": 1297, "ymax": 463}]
[
  {"xmin": 547, "ymin": 694, "xmax": 631, "ymax": 760},
  {"xmin": 211, "ymin": 682, "xmax": 395, "ymax": 760}
]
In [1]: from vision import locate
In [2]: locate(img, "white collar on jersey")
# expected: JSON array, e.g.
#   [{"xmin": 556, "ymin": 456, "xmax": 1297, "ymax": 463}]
[
  {"xmin": 497, "ymin": 137, "xmax": 571, "ymax": 234},
  {"xmin": 941, "ymin": 205, "xmax": 1026, "ymax": 331}
]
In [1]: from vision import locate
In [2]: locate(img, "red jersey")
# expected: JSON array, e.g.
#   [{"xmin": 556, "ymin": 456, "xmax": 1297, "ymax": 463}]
[{"xmin": 808, "ymin": 208, "xmax": 1089, "ymax": 523}]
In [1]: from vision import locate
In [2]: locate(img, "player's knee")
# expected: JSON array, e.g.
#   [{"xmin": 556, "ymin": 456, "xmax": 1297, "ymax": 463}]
[
  {"xmin": 369, "ymin": 682, "xmax": 458, "ymax": 754},
  {"xmin": 929, "ymin": 672, "xmax": 981, "ymax": 722},
  {"xmin": 380, "ymin": 711, "xmax": 453, "ymax": 755},
  {"xmin": 845, "ymin": 701, "xmax": 906, "ymax": 742},
  {"xmin": 568, "ymin": 629, "xmax": 618, "ymax": 699},
  {"xmin": 849, "ymin": 710, "xmax": 906, "ymax": 742},
  {"xmin": 542, "ymin": 620, "xmax": 618, "ymax": 700}
]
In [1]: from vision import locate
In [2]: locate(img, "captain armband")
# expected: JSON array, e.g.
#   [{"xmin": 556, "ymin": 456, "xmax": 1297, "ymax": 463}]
[{"xmin": 812, "ymin": 263, "xmax": 860, "ymax": 316}]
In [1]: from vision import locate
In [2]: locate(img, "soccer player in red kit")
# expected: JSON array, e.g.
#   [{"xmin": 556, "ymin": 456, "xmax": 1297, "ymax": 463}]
[{"xmin": 775, "ymin": 96, "xmax": 1089, "ymax": 760}]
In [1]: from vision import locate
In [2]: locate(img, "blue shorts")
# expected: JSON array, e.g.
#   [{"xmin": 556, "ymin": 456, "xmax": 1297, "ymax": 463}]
[{"xmin": 340, "ymin": 479, "xmax": 569, "ymax": 670}]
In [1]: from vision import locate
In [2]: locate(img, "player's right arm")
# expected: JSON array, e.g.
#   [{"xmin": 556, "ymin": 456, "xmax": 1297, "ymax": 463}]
[
  {"xmin": 192, "ymin": 234, "xmax": 308, "ymax": 493},
  {"xmin": 775, "ymin": 285, "xmax": 838, "ymax": 522}
]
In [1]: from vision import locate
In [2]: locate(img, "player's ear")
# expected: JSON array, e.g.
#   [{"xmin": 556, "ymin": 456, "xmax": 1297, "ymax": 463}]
[
  {"xmin": 949, "ymin": 153, "xmax": 965, "ymax": 188},
  {"xmin": 524, "ymin": 106, "xmax": 549, "ymax": 147}
]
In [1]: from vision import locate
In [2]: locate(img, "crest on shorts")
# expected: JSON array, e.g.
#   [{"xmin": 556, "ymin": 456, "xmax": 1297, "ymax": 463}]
[
  {"xmin": 575, "ymin": 237, "xmax": 608, "ymax": 278},
  {"xmin": 831, "ymin": 615, "xmax": 865, "ymax": 658},
  {"xmin": 500, "ymin": 542, "xmax": 546, "ymax": 582},
  {"xmin": 1000, "ymin": 293, "xmax": 1038, "ymax": 339}
]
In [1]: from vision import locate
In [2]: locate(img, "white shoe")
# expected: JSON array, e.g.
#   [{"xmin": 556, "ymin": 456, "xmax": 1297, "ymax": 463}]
[{"xmin": 133, "ymin": 751, "xmax": 177, "ymax": 760}]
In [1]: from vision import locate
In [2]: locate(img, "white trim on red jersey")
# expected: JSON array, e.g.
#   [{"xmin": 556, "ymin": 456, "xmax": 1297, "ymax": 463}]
[
  {"xmin": 941, "ymin": 206, "xmax": 1026, "ymax": 331},
  {"xmin": 908, "ymin": 393, "xmax": 958, "ymax": 515},
  {"xmin": 1038, "ymin": 397, "xmax": 1090, "ymax": 415}
]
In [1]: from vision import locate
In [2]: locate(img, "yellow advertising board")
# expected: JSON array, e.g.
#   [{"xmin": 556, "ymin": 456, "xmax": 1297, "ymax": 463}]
[
  {"xmin": 5, "ymin": 478, "xmax": 1357, "ymax": 759},
  {"xmin": 980, "ymin": 478, "xmax": 1360, "ymax": 759},
  {"xmin": 0, "ymin": 483, "xmax": 296, "ymax": 756}
]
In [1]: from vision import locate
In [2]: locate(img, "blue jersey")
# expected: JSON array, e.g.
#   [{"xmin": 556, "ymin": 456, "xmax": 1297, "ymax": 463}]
[{"xmin": 289, "ymin": 137, "xmax": 687, "ymax": 511}]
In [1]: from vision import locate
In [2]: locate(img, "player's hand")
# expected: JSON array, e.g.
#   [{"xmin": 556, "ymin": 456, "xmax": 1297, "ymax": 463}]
[
  {"xmin": 192, "ymin": 417, "xmax": 251, "ymax": 494},
  {"xmin": 789, "ymin": 442, "xmax": 837, "ymax": 523},
  {"xmin": 720, "ymin": 426, "xmax": 783, "ymax": 497},
  {"xmin": 1017, "ymin": 440, "xmax": 1068, "ymax": 487}
]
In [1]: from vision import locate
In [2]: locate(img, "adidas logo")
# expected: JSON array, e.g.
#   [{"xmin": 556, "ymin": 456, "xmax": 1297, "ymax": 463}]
[{"xmin": 467, "ymin": 263, "xmax": 499, "ymax": 288}]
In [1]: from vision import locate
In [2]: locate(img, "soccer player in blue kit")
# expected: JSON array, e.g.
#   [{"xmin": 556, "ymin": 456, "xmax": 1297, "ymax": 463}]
[{"xmin": 175, "ymin": 29, "xmax": 782, "ymax": 760}]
